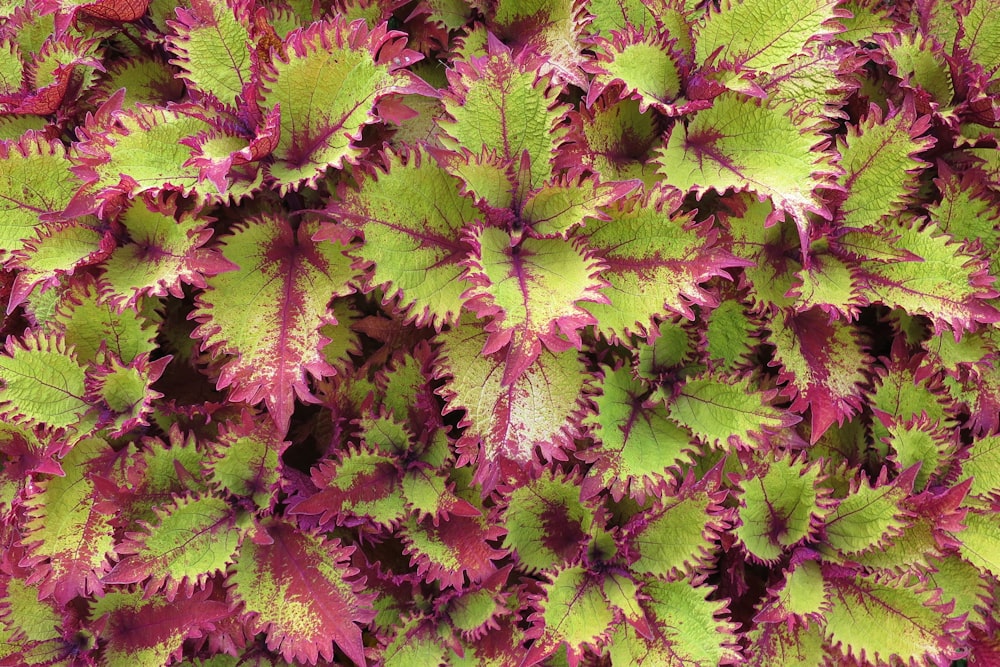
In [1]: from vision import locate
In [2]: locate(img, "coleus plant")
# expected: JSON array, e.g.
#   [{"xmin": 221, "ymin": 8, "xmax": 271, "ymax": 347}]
[{"xmin": 2, "ymin": 0, "xmax": 1000, "ymax": 664}]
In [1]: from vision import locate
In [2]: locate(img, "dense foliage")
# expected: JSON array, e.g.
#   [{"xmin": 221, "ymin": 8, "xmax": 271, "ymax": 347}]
[{"xmin": 1, "ymin": 0, "xmax": 1000, "ymax": 664}]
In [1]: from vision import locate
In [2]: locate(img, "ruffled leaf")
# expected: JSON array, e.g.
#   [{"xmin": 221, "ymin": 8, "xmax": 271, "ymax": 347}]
[
  {"xmin": 579, "ymin": 364, "xmax": 697, "ymax": 502},
  {"xmin": 89, "ymin": 586, "xmax": 229, "ymax": 666},
  {"xmin": 833, "ymin": 102, "xmax": 934, "ymax": 229},
  {"xmin": 767, "ymin": 308, "xmax": 868, "ymax": 442},
  {"xmin": 205, "ymin": 409, "xmax": 287, "ymax": 512},
  {"xmin": 754, "ymin": 558, "xmax": 830, "ymax": 626},
  {"xmin": 501, "ymin": 471, "xmax": 599, "ymax": 573},
  {"xmin": 103, "ymin": 493, "xmax": 243, "ymax": 599},
  {"xmin": 294, "ymin": 446, "xmax": 405, "ymax": 528},
  {"xmin": 166, "ymin": 0, "xmax": 254, "ymax": 109},
  {"xmin": 666, "ymin": 372, "xmax": 799, "ymax": 452},
  {"xmin": 586, "ymin": 28, "xmax": 685, "ymax": 114},
  {"xmin": 261, "ymin": 19, "xmax": 431, "ymax": 191},
  {"xmin": 821, "ymin": 467, "xmax": 916, "ymax": 556},
  {"xmin": 20, "ymin": 437, "xmax": 116, "ymax": 605},
  {"xmin": 0, "ymin": 330, "xmax": 88, "ymax": 430},
  {"xmin": 624, "ymin": 468, "xmax": 729, "ymax": 579},
  {"xmin": 326, "ymin": 146, "xmax": 475, "ymax": 328},
  {"xmin": 654, "ymin": 93, "xmax": 837, "ymax": 257},
  {"xmin": 608, "ymin": 579, "xmax": 741, "ymax": 667},
  {"xmin": 438, "ymin": 36, "xmax": 568, "ymax": 190},
  {"xmin": 436, "ymin": 319, "xmax": 589, "ymax": 491},
  {"xmin": 401, "ymin": 511, "xmax": 507, "ymax": 588},
  {"xmin": 462, "ymin": 225, "xmax": 606, "ymax": 384},
  {"xmin": 735, "ymin": 455, "xmax": 827, "ymax": 563},
  {"xmin": 191, "ymin": 214, "xmax": 358, "ymax": 434},
  {"xmin": 579, "ymin": 186, "xmax": 748, "ymax": 342},
  {"xmin": 822, "ymin": 569, "xmax": 966, "ymax": 666},
  {"xmin": 227, "ymin": 519, "xmax": 375, "ymax": 666},
  {"xmin": 0, "ymin": 133, "xmax": 78, "ymax": 264},
  {"xmin": 98, "ymin": 193, "xmax": 237, "ymax": 310}
]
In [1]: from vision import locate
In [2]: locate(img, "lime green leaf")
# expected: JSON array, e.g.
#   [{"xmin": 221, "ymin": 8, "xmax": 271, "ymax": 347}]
[
  {"xmin": 579, "ymin": 186, "xmax": 748, "ymax": 342},
  {"xmin": 846, "ymin": 219, "xmax": 1000, "ymax": 333},
  {"xmin": 609, "ymin": 579, "xmax": 740, "ymax": 667},
  {"xmin": 103, "ymin": 493, "xmax": 243, "ymax": 599},
  {"xmin": 927, "ymin": 164, "xmax": 1000, "ymax": 254},
  {"xmin": 884, "ymin": 416, "xmax": 955, "ymax": 492},
  {"xmin": 0, "ymin": 330, "xmax": 88, "ymax": 430},
  {"xmin": 704, "ymin": 296, "xmax": 759, "ymax": 372},
  {"xmin": 462, "ymin": 225, "xmax": 606, "ymax": 384},
  {"xmin": 654, "ymin": 93, "xmax": 837, "ymax": 256},
  {"xmin": 191, "ymin": 214, "xmax": 358, "ymax": 433},
  {"xmin": 736, "ymin": 455, "xmax": 826, "ymax": 562},
  {"xmin": 166, "ymin": 0, "xmax": 253, "ymax": 109},
  {"xmin": 401, "ymin": 511, "xmax": 507, "ymax": 588},
  {"xmin": 958, "ymin": 0, "xmax": 1000, "ymax": 82},
  {"xmin": 695, "ymin": 0, "xmax": 843, "ymax": 72},
  {"xmin": 524, "ymin": 567, "xmax": 615, "ymax": 665},
  {"xmin": 958, "ymin": 509, "xmax": 1000, "ymax": 578},
  {"xmin": 295, "ymin": 446, "xmax": 406, "ymax": 528},
  {"xmin": 755, "ymin": 559, "xmax": 829, "ymax": 625},
  {"xmin": 625, "ymin": 469, "xmax": 729, "ymax": 578},
  {"xmin": 206, "ymin": 409, "xmax": 286, "ymax": 511},
  {"xmin": 0, "ymin": 573, "xmax": 71, "ymax": 665},
  {"xmin": 580, "ymin": 365, "xmax": 697, "ymax": 502},
  {"xmin": 926, "ymin": 554, "xmax": 992, "ymax": 628},
  {"xmin": 587, "ymin": 28, "xmax": 684, "ymax": 114},
  {"xmin": 755, "ymin": 46, "xmax": 857, "ymax": 121},
  {"xmin": 228, "ymin": 519, "xmax": 375, "ymax": 665},
  {"xmin": 822, "ymin": 467, "xmax": 915, "ymax": 556},
  {"xmin": 834, "ymin": 102, "xmax": 934, "ymax": 229},
  {"xmin": 502, "ymin": 471, "xmax": 598, "ymax": 572},
  {"xmin": 87, "ymin": 353, "xmax": 169, "ymax": 437},
  {"xmin": 823, "ymin": 572, "xmax": 965, "ymax": 666},
  {"xmin": 881, "ymin": 33, "xmax": 954, "ymax": 107},
  {"xmin": 0, "ymin": 133, "xmax": 78, "ymax": 263},
  {"xmin": 98, "ymin": 193, "xmax": 237, "ymax": 310},
  {"xmin": 437, "ymin": 320, "xmax": 589, "ymax": 491},
  {"xmin": 521, "ymin": 175, "xmax": 637, "ymax": 238},
  {"xmin": 50, "ymin": 274, "xmax": 159, "ymax": 366},
  {"xmin": 327, "ymin": 146, "xmax": 475, "ymax": 328},
  {"xmin": 667, "ymin": 372, "xmax": 799, "ymax": 452},
  {"xmin": 262, "ymin": 18, "xmax": 431, "ymax": 192},
  {"xmin": 20, "ymin": 437, "xmax": 116, "ymax": 605},
  {"xmin": 961, "ymin": 433, "xmax": 1000, "ymax": 501},
  {"xmin": 438, "ymin": 37, "xmax": 568, "ymax": 190},
  {"xmin": 744, "ymin": 621, "xmax": 829, "ymax": 666}
]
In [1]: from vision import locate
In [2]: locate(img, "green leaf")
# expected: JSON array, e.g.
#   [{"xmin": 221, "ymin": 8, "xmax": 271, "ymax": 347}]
[
  {"xmin": 704, "ymin": 296, "xmax": 758, "ymax": 372},
  {"xmin": 438, "ymin": 38, "xmax": 568, "ymax": 190},
  {"xmin": 580, "ymin": 365, "xmax": 697, "ymax": 502},
  {"xmin": 525, "ymin": 567, "xmax": 615, "ymax": 665},
  {"xmin": 0, "ymin": 133, "xmax": 78, "ymax": 263},
  {"xmin": 0, "ymin": 330, "xmax": 88, "ymax": 430},
  {"xmin": 834, "ymin": 102, "xmax": 933, "ymax": 229},
  {"xmin": 823, "ymin": 572, "xmax": 964, "ymax": 666},
  {"xmin": 667, "ymin": 372, "xmax": 798, "ymax": 452},
  {"xmin": 625, "ymin": 470, "xmax": 728, "ymax": 579},
  {"xmin": 579, "ymin": 187, "xmax": 747, "ymax": 342},
  {"xmin": 328, "ymin": 146, "xmax": 475, "ymax": 328},
  {"xmin": 847, "ymin": 219, "xmax": 1000, "ymax": 333},
  {"xmin": 608, "ymin": 579, "xmax": 740, "ymax": 667},
  {"xmin": 228, "ymin": 519, "xmax": 374, "ymax": 665},
  {"xmin": 20, "ymin": 437, "xmax": 116, "ymax": 605},
  {"xmin": 695, "ymin": 0, "xmax": 842, "ymax": 72},
  {"xmin": 961, "ymin": 433, "xmax": 1000, "ymax": 501},
  {"xmin": 588, "ymin": 28, "xmax": 683, "ymax": 114},
  {"xmin": 206, "ymin": 410, "xmax": 286, "ymax": 511},
  {"xmin": 654, "ymin": 93, "xmax": 836, "ymax": 255},
  {"xmin": 884, "ymin": 416, "xmax": 955, "ymax": 492},
  {"xmin": 192, "ymin": 214, "xmax": 358, "ymax": 433},
  {"xmin": 755, "ymin": 559, "xmax": 829, "ymax": 625},
  {"xmin": 744, "ymin": 621, "xmax": 829, "ymax": 666},
  {"xmin": 958, "ymin": 509, "xmax": 1000, "ymax": 578},
  {"xmin": 502, "ymin": 472, "xmax": 597, "ymax": 572},
  {"xmin": 98, "ymin": 193, "xmax": 236, "ymax": 310},
  {"xmin": 821, "ymin": 468, "xmax": 914, "ymax": 556},
  {"xmin": 736, "ymin": 455, "xmax": 826, "ymax": 562},
  {"xmin": 958, "ymin": 0, "xmax": 1000, "ymax": 81},
  {"xmin": 462, "ymin": 226, "xmax": 606, "ymax": 384},
  {"xmin": 103, "ymin": 493, "xmax": 243, "ymax": 599},
  {"xmin": 437, "ymin": 320, "xmax": 589, "ymax": 491},
  {"xmin": 262, "ymin": 19, "xmax": 430, "ymax": 191},
  {"xmin": 166, "ymin": 0, "xmax": 253, "ymax": 109}
]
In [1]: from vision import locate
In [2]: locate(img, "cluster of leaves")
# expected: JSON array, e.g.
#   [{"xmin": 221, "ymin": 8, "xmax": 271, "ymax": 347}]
[{"xmin": 2, "ymin": 0, "xmax": 1000, "ymax": 664}]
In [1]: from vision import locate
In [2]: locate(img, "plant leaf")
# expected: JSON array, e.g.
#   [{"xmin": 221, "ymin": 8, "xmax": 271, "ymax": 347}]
[
  {"xmin": 654, "ymin": 93, "xmax": 837, "ymax": 260},
  {"xmin": 0, "ymin": 330, "xmax": 88, "ymax": 430},
  {"xmin": 666, "ymin": 372, "xmax": 799, "ymax": 452},
  {"xmin": 262, "ymin": 18, "xmax": 431, "ymax": 192},
  {"xmin": 326, "ymin": 146, "xmax": 475, "ymax": 328},
  {"xmin": 19, "ymin": 437, "xmax": 116, "ymax": 605},
  {"xmin": 166, "ymin": 0, "xmax": 254, "ymax": 109},
  {"xmin": 523, "ymin": 567, "xmax": 615, "ymax": 667},
  {"xmin": 462, "ymin": 225, "xmax": 607, "ymax": 384},
  {"xmin": 579, "ymin": 364, "xmax": 697, "ymax": 503},
  {"xmin": 205, "ymin": 409, "xmax": 287, "ymax": 512},
  {"xmin": 191, "ymin": 214, "xmax": 358, "ymax": 434},
  {"xmin": 227, "ymin": 519, "xmax": 375, "ymax": 666},
  {"xmin": 821, "ymin": 467, "xmax": 916, "ymax": 556},
  {"xmin": 436, "ymin": 319, "xmax": 589, "ymax": 491},
  {"xmin": 401, "ymin": 512, "xmax": 507, "ymax": 588}
]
